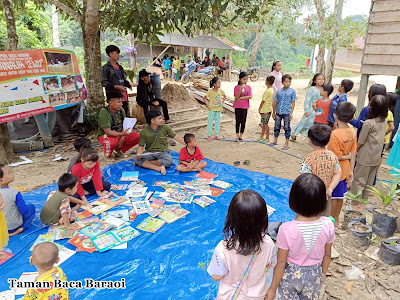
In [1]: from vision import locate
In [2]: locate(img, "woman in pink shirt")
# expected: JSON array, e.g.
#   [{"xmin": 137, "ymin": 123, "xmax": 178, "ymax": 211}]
[
  {"xmin": 208, "ymin": 190, "xmax": 276, "ymax": 300},
  {"xmin": 269, "ymin": 60, "xmax": 283, "ymax": 96},
  {"xmin": 266, "ymin": 173, "xmax": 335, "ymax": 300},
  {"xmin": 233, "ymin": 72, "xmax": 253, "ymax": 141}
]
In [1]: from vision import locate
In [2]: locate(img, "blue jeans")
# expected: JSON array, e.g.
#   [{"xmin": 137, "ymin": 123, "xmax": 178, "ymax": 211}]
[{"xmin": 274, "ymin": 114, "xmax": 291, "ymax": 139}]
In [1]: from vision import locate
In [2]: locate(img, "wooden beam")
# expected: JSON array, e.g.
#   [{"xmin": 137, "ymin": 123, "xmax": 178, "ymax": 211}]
[
  {"xmin": 373, "ymin": 1, "xmax": 400, "ymax": 12},
  {"xmin": 357, "ymin": 75, "xmax": 369, "ymax": 117},
  {"xmin": 363, "ymin": 54, "xmax": 400, "ymax": 66},
  {"xmin": 169, "ymin": 116, "xmax": 208, "ymax": 127},
  {"xmin": 368, "ymin": 22, "xmax": 400, "ymax": 34},
  {"xmin": 172, "ymin": 119, "xmax": 231, "ymax": 132},
  {"xmin": 364, "ymin": 44, "xmax": 400, "ymax": 55},
  {"xmin": 169, "ymin": 107, "xmax": 198, "ymax": 114},
  {"xmin": 361, "ymin": 64, "xmax": 400, "ymax": 76},
  {"xmin": 366, "ymin": 33, "xmax": 400, "ymax": 44},
  {"xmin": 370, "ymin": 11, "xmax": 400, "ymax": 23}
]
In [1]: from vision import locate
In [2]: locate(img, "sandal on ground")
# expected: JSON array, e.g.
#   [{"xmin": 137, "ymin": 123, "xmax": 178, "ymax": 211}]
[
  {"xmin": 103, "ymin": 153, "xmax": 115, "ymax": 162},
  {"xmin": 290, "ymin": 136, "xmax": 296, "ymax": 141},
  {"xmin": 282, "ymin": 146, "xmax": 290, "ymax": 150},
  {"xmin": 268, "ymin": 142, "xmax": 278, "ymax": 146},
  {"xmin": 207, "ymin": 137, "xmax": 213, "ymax": 142},
  {"xmin": 214, "ymin": 136, "xmax": 222, "ymax": 140},
  {"xmin": 243, "ymin": 160, "xmax": 250, "ymax": 166},
  {"xmin": 234, "ymin": 138, "xmax": 240, "ymax": 142},
  {"xmin": 239, "ymin": 138, "xmax": 246, "ymax": 142},
  {"xmin": 257, "ymin": 138, "xmax": 266, "ymax": 142},
  {"xmin": 233, "ymin": 161, "xmax": 240, "ymax": 166},
  {"xmin": 114, "ymin": 150, "xmax": 128, "ymax": 158}
]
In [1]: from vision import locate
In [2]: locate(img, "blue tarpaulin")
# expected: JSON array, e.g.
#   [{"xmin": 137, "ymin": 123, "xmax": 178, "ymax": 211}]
[{"xmin": 1, "ymin": 151, "xmax": 294, "ymax": 299}]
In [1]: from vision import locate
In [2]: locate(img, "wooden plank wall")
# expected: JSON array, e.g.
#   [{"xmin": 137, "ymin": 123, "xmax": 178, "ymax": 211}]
[{"xmin": 361, "ymin": 0, "xmax": 400, "ymax": 76}]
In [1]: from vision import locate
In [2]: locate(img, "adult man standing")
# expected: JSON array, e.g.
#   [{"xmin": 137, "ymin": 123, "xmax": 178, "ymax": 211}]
[
  {"xmin": 97, "ymin": 90, "xmax": 140, "ymax": 160},
  {"xmin": 101, "ymin": 45, "xmax": 136, "ymax": 117},
  {"xmin": 134, "ymin": 110, "xmax": 185, "ymax": 175}
]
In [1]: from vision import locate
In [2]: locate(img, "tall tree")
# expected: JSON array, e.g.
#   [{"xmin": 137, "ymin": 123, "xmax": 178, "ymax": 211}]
[
  {"xmin": 52, "ymin": 4, "xmax": 60, "ymax": 47},
  {"xmin": 313, "ymin": 0, "xmax": 326, "ymax": 74},
  {"xmin": 0, "ymin": 0, "xmax": 18, "ymax": 164},
  {"xmin": 248, "ymin": 21, "xmax": 263, "ymax": 67}
]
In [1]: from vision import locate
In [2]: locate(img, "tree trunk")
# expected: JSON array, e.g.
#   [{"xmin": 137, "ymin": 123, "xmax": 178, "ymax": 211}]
[
  {"xmin": 248, "ymin": 22, "xmax": 263, "ymax": 68},
  {"xmin": 128, "ymin": 33, "xmax": 137, "ymax": 74},
  {"xmin": 82, "ymin": 0, "xmax": 104, "ymax": 113},
  {"xmin": 314, "ymin": 0, "xmax": 326, "ymax": 74},
  {"xmin": 52, "ymin": 5, "xmax": 61, "ymax": 47},
  {"xmin": 325, "ymin": 0, "xmax": 344, "ymax": 83},
  {"xmin": 0, "ymin": 0, "xmax": 18, "ymax": 164}
]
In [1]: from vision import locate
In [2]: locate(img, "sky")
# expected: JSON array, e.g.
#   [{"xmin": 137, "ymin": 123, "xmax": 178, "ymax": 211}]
[{"xmin": 328, "ymin": 0, "xmax": 371, "ymax": 17}]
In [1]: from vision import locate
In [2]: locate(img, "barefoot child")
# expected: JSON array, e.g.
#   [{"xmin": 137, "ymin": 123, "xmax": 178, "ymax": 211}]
[
  {"xmin": 0, "ymin": 164, "xmax": 35, "ymax": 236},
  {"xmin": 24, "ymin": 242, "xmax": 69, "ymax": 299},
  {"xmin": 314, "ymin": 84, "xmax": 334, "ymax": 125},
  {"xmin": 266, "ymin": 174, "xmax": 335, "ymax": 300},
  {"xmin": 204, "ymin": 77, "xmax": 226, "ymax": 141},
  {"xmin": 40, "ymin": 174, "xmax": 83, "ymax": 229},
  {"xmin": 208, "ymin": 190, "xmax": 276, "ymax": 299},
  {"xmin": 271, "ymin": 74, "xmax": 297, "ymax": 150},
  {"xmin": 300, "ymin": 124, "xmax": 342, "ymax": 216},
  {"xmin": 177, "ymin": 134, "xmax": 207, "ymax": 172},
  {"xmin": 0, "ymin": 193, "xmax": 9, "ymax": 260},
  {"xmin": 70, "ymin": 146, "xmax": 111, "ymax": 202},
  {"xmin": 327, "ymin": 102, "xmax": 357, "ymax": 225},
  {"xmin": 258, "ymin": 76, "xmax": 275, "ymax": 143}
]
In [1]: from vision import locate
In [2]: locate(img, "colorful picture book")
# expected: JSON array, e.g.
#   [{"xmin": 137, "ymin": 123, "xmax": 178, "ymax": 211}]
[
  {"xmin": 74, "ymin": 216, "xmax": 99, "ymax": 230},
  {"xmin": 153, "ymin": 180, "xmax": 171, "ymax": 186},
  {"xmin": 126, "ymin": 187, "xmax": 148, "ymax": 198},
  {"xmin": 193, "ymin": 196, "xmax": 216, "ymax": 208},
  {"xmin": 101, "ymin": 209, "xmax": 130, "ymax": 222},
  {"xmin": 82, "ymin": 201, "xmax": 113, "ymax": 215},
  {"xmin": 129, "ymin": 210, "xmax": 137, "ymax": 221},
  {"xmin": 98, "ymin": 196, "xmax": 127, "ymax": 207},
  {"xmin": 113, "ymin": 226, "xmax": 141, "ymax": 242},
  {"xmin": 212, "ymin": 180, "xmax": 232, "ymax": 189},
  {"xmin": 79, "ymin": 220, "xmax": 114, "ymax": 238},
  {"xmin": 14, "ymin": 272, "xmax": 39, "ymax": 295},
  {"xmin": 195, "ymin": 170, "xmax": 218, "ymax": 179},
  {"xmin": 76, "ymin": 210, "xmax": 93, "ymax": 220},
  {"xmin": 149, "ymin": 198, "xmax": 165, "ymax": 209},
  {"xmin": 158, "ymin": 206, "xmax": 190, "ymax": 223},
  {"xmin": 132, "ymin": 200, "xmax": 152, "ymax": 215},
  {"xmin": 210, "ymin": 187, "xmax": 224, "ymax": 197},
  {"xmin": 29, "ymin": 234, "xmax": 55, "ymax": 251},
  {"xmin": 48, "ymin": 225, "xmax": 76, "ymax": 240},
  {"xmin": 91, "ymin": 232, "xmax": 122, "ymax": 252},
  {"xmin": 55, "ymin": 246, "xmax": 76, "ymax": 266},
  {"xmin": 68, "ymin": 234, "xmax": 97, "ymax": 253},
  {"xmin": 110, "ymin": 184, "xmax": 129, "ymax": 190},
  {"xmin": 120, "ymin": 171, "xmax": 139, "ymax": 181},
  {"xmin": 102, "ymin": 215, "xmax": 128, "ymax": 228},
  {"xmin": 0, "ymin": 251, "xmax": 13, "ymax": 265},
  {"xmin": 136, "ymin": 217, "xmax": 165, "ymax": 233}
]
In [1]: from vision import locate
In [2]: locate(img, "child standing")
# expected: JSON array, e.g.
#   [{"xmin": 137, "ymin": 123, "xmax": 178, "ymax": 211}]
[
  {"xmin": 204, "ymin": 77, "xmax": 226, "ymax": 141},
  {"xmin": 208, "ymin": 189, "xmax": 275, "ymax": 299},
  {"xmin": 291, "ymin": 73, "xmax": 325, "ymax": 140},
  {"xmin": 327, "ymin": 79, "xmax": 354, "ymax": 127},
  {"xmin": 258, "ymin": 76, "xmax": 275, "ymax": 142},
  {"xmin": 172, "ymin": 54, "xmax": 180, "ymax": 81},
  {"xmin": 177, "ymin": 133, "xmax": 208, "ymax": 172},
  {"xmin": 40, "ymin": 174, "xmax": 83, "ymax": 229},
  {"xmin": 271, "ymin": 74, "xmax": 297, "ymax": 150},
  {"xmin": 301, "ymin": 124, "xmax": 342, "ymax": 216},
  {"xmin": 314, "ymin": 84, "xmax": 334, "ymax": 125},
  {"xmin": 327, "ymin": 102, "xmax": 357, "ymax": 225},
  {"xmin": 0, "ymin": 193, "xmax": 9, "ymax": 260},
  {"xmin": 351, "ymin": 95, "xmax": 388, "ymax": 201},
  {"xmin": 70, "ymin": 146, "xmax": 111, "ymax": 202},
  {"xmin": 233, "ymin": 72, "xmax": 253, "ymax": 141},
  {"xmin": 25, "ymin": 242, "xmax": 69, "ymax": 299},
  {"xmin": 269, "ymin": 60, "xmax": 283, "ymax": 96},
  {"xmin": 266, "ymin": 174, "xmax": 335, "ymax": 300},
  {"xmin": 0, "ymin": 164, "xmax": 35, "ymax": 236}
]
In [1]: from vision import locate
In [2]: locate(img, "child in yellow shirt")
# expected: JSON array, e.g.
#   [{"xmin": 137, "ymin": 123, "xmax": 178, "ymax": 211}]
[
  {"xmin": 204, "ymin": 77, "xmax": 226, "ymax": 142},
  {"xmin": 258, "ymin": 76, "xmax": 275, "ymax": 142},
  {"xmin": 0, "ymin": 193, "xmax": 9, "ymax": 260}
]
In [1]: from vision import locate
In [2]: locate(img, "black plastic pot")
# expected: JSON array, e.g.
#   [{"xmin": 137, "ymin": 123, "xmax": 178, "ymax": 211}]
[
  {"xmin": 342, "ymin": 210, "xmax": 366, "ymax": 230},
  {"xmin": 347, "ymin": 221, "xmax": 372, "ymax": 250},
  {"xmin": 372, "ymin": 209, "xmax": 398, "ymax": 237},
  {"xmin": 378, "ymin": 238, "xmax": 400, "ymax": 265}
]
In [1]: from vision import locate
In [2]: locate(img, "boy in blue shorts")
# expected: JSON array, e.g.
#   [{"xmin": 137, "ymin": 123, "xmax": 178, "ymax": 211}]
[{"xmin": 271, "ymin": 74, "xmax": 297, "ymax": 150}]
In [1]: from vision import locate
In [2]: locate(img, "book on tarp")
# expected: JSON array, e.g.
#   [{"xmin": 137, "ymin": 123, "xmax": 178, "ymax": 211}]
[
  {"xmin": 98, "ymin": 196, "xmax": 127, "ymax": 207},
  {"xmin": 79, "ymin": 220, "xmax": 114, "ymax": 238},
  {"xmin": 82, "ymin": 201, "xmax": 113, "ymax": 215},
  {"xmin": 76, "ymin": 210, "xmax": 93, "ymax": 220},
  {"xmin": 212, "ymin": 180, "xmax": 233, "ymax": 189},
  {"xmin": 210, "ymin": 187, "xmax": 224, "ymax": 197},
  {"xmin": 113, "ymin": 226, "xmax": 140, "ymax": 243},
  {"xmin": 0, "ymin": 251, "xmax": 13, "ymax": 265},
  {"xmin": 68, "ymin": 234, "xmax": 98, "ymax": 253},
  {"xmin": 102, "ymin": 215, "xmax": 128, "ymax": 228},
  {"xmin": 149, "ymin": 198, "xmax": 165, "ymax": 209},
  {"xmin": 195, "ymin": 170, "xmax": 218, "ymax": 179},
  {"xmin": 193, "ymin": 196, "xmax": 216, "ymax": 208},
  {"xmin": 136, "ymin": 217, "xmax": 165, "ymax": 233},
  {"xmin": 132, "ymin": 200, "xmax": 152, "ymax": 215},
  {"xmin": 110, "ymin": 184, "xmax": 129, "ymax": 190},
  {"xmin": 120, "ymin": 171, "xmax": 139, "ymax": 181},
  {"xmin": 48, "ymin": 225, "xmax": 76, "ymax": 240},
  {"xmin": 29, "ymin": 234, "xmax": 55, "ymax": 251},
  {"xmin": 14, "ymin": 272, "xmax": 39, "ymax": 295},
  {"xmin": 91, "ymin": 232, "xmax": 122, "ymax": 252},
  {"xmin": 101, "ymin": 209, "xmax": 130, "ymax": 222},
  {"xmin": 158, "ymin": 206, "xmax": 190, "ymax": 223},
  {"xmin": 74, "ymin": 216, "xmax": 100, "ymax": 230},
  {"xmin": 55, "ymin": 246, "xmax": 76, "ymax": 266},
  {"xmin": 125, "ymin": 187, "xmax": 148, "ymax": 198}
]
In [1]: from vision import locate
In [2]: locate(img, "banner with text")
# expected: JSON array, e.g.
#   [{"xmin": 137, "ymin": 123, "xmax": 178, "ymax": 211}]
[{"xmin": 0, "ymin": 49, "xmax": 87, "ymax": 123}]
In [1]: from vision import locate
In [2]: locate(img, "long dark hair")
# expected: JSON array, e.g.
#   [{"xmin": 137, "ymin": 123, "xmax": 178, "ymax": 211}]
[
  {"xmin": 367, "ymin": 95, "xmax": 388, "ymax": 122},
  {"xmin": 223, "ymin": 190, "xmax": 269, "ymax": 256},
  {"xmin": 238, "ymin": 71, "xmax": 248, "ymax": 86},
  {"xmin": 271, "ymin": 60, "xmax": 281, "ymax": 72},
  {"xmin": 76, "ymin": 145, "xmax": 98, "ymax": 164},
  {"xmin": 210, "ymin": 77, "xmax": 219, "ymax": 88},
  {"xmin": 311, "ymin": 73, "xmax": 324, "ymax": 86},
  {"xmin": 368, "ymin": 84, "xmax": 386, "ymax": 102}
]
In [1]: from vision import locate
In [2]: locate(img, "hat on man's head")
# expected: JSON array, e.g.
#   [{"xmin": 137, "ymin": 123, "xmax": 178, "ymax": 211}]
[{"xmin": 138, "ymin": 69, "xmax": 150, "ymax": 78}]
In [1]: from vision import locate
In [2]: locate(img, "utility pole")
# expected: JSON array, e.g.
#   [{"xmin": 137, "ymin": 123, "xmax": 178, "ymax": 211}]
[{"xmin": 325, "ymin": 0, "xmax": 344, "ymax": 83}]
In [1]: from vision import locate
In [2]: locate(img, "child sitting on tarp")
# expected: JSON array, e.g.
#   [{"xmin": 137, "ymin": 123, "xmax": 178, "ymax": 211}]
[
  {"xmin": 0, "ymin": 164, "xmax": 35, "ymax": 236},
  {"xmin": 40, "ymin": 173, "xmax": 82, "ymax": 229},
  {"xmin": 24, "ymin": 242, "xmax": 69, "ymax": 299},
  {"xmin": 177, "ymin": 133, "xmax": 207, "ymax": 173},
  {"xmin": 67, "ymin": 137, "xmax": 91, "ymax": 173}
]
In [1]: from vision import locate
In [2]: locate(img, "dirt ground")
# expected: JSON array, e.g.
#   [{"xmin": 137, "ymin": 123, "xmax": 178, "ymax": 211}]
[{"xmin": 8, "ymin": 75, "xmax": 400, "ymax": 299}]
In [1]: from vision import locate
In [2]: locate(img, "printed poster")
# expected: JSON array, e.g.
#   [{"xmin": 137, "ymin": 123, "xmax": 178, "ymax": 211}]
[{"xmin": 0, "ymin": 48, "xmax": 87, "ymax": 123}]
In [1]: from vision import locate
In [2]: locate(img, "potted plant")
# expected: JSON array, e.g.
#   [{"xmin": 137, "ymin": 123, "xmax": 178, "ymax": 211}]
[
  {"xmin": 378, "ymin": 238, "xmax": 400, "ymax": 265},
  {"xmin": 368, "ymin": 182, "xmax": 399, "ymax": 237},
  {"xmin": 342, "ymin": 191, "xmax": 367, "ymax": 230},
  {"xmin": 347, "ymin": 221, "xmax": 373, "ymax": 250}
]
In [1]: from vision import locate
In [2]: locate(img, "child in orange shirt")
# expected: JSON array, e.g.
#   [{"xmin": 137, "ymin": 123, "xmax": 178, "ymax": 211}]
[{"xmin": 327, "ymin": 102, "xmax": 357, "ymax": 226}]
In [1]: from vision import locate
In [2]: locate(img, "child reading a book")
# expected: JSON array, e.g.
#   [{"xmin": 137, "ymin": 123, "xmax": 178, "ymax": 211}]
[
  {"xmin": 266, "ymin": 174, "xmax": 335, "ymax": 300},
  {"xmin": 40, "ymin": 173, "xmax": 83, "ymax": 229},
  {"xmin": 207, "ymin": 189, "xmax": 276, "ymax": 299},
  {"xmin": 177, "ymin": 133, "xmax": 207, "ymax": 172},
  {"xmin": 24, "ymin": 242, "xmax": 69, "ymax": 299},
  {"xmin": 300, "ymin": 124, "xmax": 342, "ymax": 216},
  {"xmin": 0, "ymin": 193, "xmax": 9, "ymax": 260},
  {"xmin": 70, "ymin": 145, "xmax": 111, "ymax": 202},
  {"xmin": 0, "ymin": 164, "xmax": 35, "ymax": 236}
]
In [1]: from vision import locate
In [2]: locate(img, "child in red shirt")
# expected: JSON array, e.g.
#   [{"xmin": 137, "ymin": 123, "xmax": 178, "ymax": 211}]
[
  {"xmin": 70, "ymin": 146, "xmax": 112, "ymax": 203},
  {"xmin": 177, "ymin": 134, "xmax": 208, "ymax": 172},
  {"xmin": 314, "ymin": 84, "xmax": 334, "ymax": 125}
]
